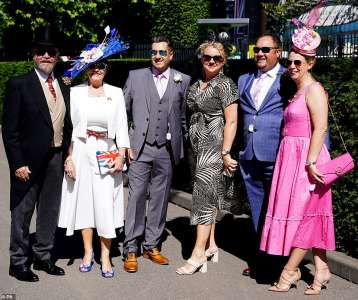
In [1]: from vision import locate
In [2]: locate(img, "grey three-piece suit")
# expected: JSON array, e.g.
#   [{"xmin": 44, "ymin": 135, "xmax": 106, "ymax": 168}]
[{"xmin": 123, "ymin": 67, "xmax": 190, "ymax": 255}]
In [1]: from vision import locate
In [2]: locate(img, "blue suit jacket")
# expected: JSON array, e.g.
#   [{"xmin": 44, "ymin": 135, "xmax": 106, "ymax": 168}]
[{"xmin": 238, "ymin": 65, "xmax": 287, "ymax": 162}]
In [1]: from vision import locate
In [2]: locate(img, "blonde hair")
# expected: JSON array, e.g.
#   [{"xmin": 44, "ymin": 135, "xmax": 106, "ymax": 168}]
[{"xmin": 198, "ymin": 41, "xmax": 227, "ymax": 64}]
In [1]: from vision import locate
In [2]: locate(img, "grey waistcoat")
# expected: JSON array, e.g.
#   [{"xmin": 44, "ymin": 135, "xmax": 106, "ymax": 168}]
[{"xmin": 146, "ymin": 85, "xmax": 170, "ymax": 145}]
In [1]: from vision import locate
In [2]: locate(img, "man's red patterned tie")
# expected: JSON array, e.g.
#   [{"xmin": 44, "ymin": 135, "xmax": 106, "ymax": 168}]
[{"xmin": 46, "ymin": 75, "xmax": 57, "ymax": 100}]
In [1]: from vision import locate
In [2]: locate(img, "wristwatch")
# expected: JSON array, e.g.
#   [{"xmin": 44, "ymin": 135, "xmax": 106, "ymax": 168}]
[{"xmin": 221, "ymin": 149, "xmax": 230, "ymax": 157}]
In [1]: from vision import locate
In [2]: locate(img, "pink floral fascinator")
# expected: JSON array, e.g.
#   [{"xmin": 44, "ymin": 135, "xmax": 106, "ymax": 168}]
[{"xmin": 291, "ymin": 0, "xmax": 324, "ymax": 56}]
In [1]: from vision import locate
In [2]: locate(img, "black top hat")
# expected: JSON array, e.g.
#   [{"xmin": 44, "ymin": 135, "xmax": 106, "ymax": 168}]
[{"xmin": 32, "ymin": 24, "xmax": 61, "ymax": 49}]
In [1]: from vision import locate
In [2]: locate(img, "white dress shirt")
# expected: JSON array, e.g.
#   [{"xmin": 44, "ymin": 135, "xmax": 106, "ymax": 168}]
[
  {"xmin": 152, "ymin": 67, "xmax": 170, "ymax": 98},
  {"xmin": 250, "ymin": 63, "xmax": 280, "ymax": 110},
  {"xmin": 35, "ymin": 68, "xmax": 60, "ymax": 95}
]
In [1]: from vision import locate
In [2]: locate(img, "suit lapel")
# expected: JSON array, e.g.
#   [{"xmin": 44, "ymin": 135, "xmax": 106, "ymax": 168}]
[
  {"xmin": 243, "ymin": 72, "xmax": 257, "ymax": 110},
  {"xmin": 57, "ymin": 76, "xmax": 70, "ymax": 109},
  {"xmin": 145, "ymin": 68, "xmax": 157, "ymax": 112},
  {"xmin": 258, "ymin": 65, "xmax": 285, "ymax": 111},
  {"xmin": 29, "ymin": 70, "xmax": 52, "ymax": 128},
  {"xmin": 167, "ymin": 69, "xmax": 176, "ymax": 113}
]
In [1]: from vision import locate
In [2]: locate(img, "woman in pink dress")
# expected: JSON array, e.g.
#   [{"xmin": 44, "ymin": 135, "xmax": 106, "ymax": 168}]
[{"xmin": 260, "ymin": 21, "xmax": 335, "ymax": 295}]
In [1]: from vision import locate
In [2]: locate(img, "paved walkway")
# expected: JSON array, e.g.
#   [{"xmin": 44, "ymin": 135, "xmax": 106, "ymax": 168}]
[{"xmin": 0, "ymin": 134, "xmax": 357, "ymax": 300}]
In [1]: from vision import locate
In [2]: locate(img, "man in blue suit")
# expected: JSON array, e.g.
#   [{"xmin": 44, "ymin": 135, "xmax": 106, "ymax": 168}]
[{"xmin": 238, "ymin": 34, "xmax": 288, "ymax": 278}]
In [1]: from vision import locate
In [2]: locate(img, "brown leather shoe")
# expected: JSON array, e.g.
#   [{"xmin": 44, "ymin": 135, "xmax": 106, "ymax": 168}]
[
  {"xmin": 143, "ymin": 248, "xmax": 169, "ymax": 265},
  {"xmin": 124, "ymin": 253, "xmax": 138, "ymax": 273}
]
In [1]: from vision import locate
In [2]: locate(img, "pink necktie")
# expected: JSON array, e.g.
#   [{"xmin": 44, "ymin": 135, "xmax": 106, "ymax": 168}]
[
  {"xmin": 46, "ymin": 75, "xmax": 57, "ymax": 100},
  {"xmin": 251, "ymin": 73, "xmax": 267, "ymax": 109},
  {"xmin": 155, "ymin": 74, "xmax": 165, "ymax": 98}
]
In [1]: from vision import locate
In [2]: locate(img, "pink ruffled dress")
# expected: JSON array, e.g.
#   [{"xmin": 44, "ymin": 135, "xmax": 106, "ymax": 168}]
[{"xmin": 260, "ymin": 84, "xmax": 335, "ymax": 256}]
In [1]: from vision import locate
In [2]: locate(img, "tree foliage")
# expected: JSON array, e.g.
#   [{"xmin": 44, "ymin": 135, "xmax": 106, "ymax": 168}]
[
  {"xmin": 0, "ymin": 0, "xmax": 112, "ymax": 42},
  {"xmin": 151, "ymin": 0, "xmax": 210, "ymax": 47},
  {"xmin": 0, "ymin": 0, "xmax": 218, "ymax": 58}
]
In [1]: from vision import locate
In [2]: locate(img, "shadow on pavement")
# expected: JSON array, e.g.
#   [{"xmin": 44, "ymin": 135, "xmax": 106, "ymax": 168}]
[
  {"xmin": 50, "ymin": 218, "xmax": 170, "ymax": 265},
  {"xmin": 48, "ymin": 228, "xmax": 125, "ymax": 266},
  {"xmin": 165, "ymin": 214, "xmax": 314, "ymax": 285}
]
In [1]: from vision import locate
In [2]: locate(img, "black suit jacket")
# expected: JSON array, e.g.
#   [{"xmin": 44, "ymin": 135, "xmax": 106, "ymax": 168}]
[{"xmin": 2, "ymin": 69, "xmax": 72, "ymax": 210}]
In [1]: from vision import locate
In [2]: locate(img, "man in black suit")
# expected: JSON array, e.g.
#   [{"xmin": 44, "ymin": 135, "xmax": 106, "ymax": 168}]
[{"xmin": 2, "ymin": 31, "xmax": 72, "ymax": 282}]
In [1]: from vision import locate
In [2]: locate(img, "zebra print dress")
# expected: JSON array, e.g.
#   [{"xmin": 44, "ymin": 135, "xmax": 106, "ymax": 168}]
[{"xmin": 187, "ymin": 73, "xmax": 238, "ymax": 225}]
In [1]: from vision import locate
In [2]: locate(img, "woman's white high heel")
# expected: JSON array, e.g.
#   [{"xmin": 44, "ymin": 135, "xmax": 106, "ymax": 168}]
[
  {"xmin": 205, "ymin": 248, "xmax": 219, "ymax": 263},
  {"xmin": 176, "ymin": 258, "xmax": 208, "ymax": 275}
]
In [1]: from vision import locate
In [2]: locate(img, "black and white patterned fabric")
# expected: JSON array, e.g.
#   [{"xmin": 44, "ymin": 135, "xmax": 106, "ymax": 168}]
[{"xmin": 187, "ymin": 73, "xmax": 238, "ymax": 225}]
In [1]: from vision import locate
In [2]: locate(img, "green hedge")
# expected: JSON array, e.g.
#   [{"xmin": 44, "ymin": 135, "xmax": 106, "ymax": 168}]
[
  {"xmin": 0, "ymin": 58, "xmax": 357, "ymax": 258},
  {"xmin": 312, "ymin": 59, "xmax": 358, "ymax": 258}
]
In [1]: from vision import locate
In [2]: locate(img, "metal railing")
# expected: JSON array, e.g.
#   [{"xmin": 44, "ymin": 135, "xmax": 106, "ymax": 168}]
[{"xmin": 129, "ymin": 43, "xmax": 196, "ymax": 62}]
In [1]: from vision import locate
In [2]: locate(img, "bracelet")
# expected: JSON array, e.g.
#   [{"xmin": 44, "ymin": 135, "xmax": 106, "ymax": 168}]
[
  {"xmin": 118, "ymin": 153, "xmax": 126, "ymax": 161},
  {"xmin": 305, "ymin": 160, "xmax": 316, "ymax": 167},
  {"xmin": 221, "ymin": 149, "xmax": 230, "ymax": 157}
]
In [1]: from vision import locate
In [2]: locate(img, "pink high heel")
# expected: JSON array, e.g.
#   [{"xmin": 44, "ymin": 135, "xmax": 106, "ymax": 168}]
[
  {"xmin": 269, "ymin": 268, "xmax": 301, "ymax": 292},
  {"xmin": 304, "ymin": 268, "xmax": 331, "ymax": 295}
]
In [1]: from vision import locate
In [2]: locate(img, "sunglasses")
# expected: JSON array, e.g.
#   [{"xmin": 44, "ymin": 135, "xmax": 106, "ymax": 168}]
[
  {"xmin": 253, "ymin": 47, "xmax": 279, "ymax": 54},
  {"xmin": 33, "ymin": 47, "xmax": 58, "ymax": 57},
  {"xmin": 89, "ymin": 62, "xmax": 108, "ymax": 70},
  {"xmin": 286, "ymin": 59, "xmax": 303, "ymax": 67},
  {"xmin": 150, "ymin": 50, "xmax": 168, "ymax": 57},
  {"xmin": 202, "ymin": 54, "xmax": 224, "ymax": 63}
]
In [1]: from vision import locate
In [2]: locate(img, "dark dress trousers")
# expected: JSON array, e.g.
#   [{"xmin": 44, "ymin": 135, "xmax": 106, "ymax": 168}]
[{"xmin": 2, "ymin": 69, "xmax": 72, "ymax": 267}]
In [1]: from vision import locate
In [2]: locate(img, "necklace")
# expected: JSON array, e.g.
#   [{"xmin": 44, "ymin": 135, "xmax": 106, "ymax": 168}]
[{"xmin": 88, "ymin": 85, "xmax": 105, "ymax": 97}]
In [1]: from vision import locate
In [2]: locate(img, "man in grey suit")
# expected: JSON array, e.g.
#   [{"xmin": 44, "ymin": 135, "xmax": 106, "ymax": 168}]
[
  {"xmin": 238, "ymin": 34, "xmax": 288, "ymax": 278},
  {"xmin": 123, "ymin": 35, "xmax": 190, "ymax": 273}
]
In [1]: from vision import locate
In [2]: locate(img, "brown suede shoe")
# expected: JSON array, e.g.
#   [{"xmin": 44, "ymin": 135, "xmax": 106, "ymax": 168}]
[
  {"xmin": 124, "ymin": 252, "xmax": 138, "ymax": 273},
  {"xmin": 143, "ymin": 248, "xmax": 169, "ymax": 265}
]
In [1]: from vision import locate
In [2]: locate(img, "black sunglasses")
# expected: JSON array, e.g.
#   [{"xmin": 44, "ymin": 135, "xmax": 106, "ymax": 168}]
[
  {"xmin": 33, "ymin": 47, "xmax": 58, "ymax": 57},
  {"xmin": 150, "ymin": 50, "xmax": 168, "ymax": 57},
  {"xmin": 202, "ymin": 54, "xmax": 224, "ymax": 63},
  {"xmin": 89, "ymin": 62, "xmax": 108, "ymax": 70},
  {"xmin": 286, "ymin": 59, "xmax": 303, "ymax": 67},
  {"xmin": 253, "ymin": 46, "xmax": 279, "ymax": 54}
]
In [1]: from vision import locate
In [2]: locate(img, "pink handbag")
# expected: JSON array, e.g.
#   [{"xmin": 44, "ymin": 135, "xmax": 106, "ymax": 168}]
[
  {"xmin": 316, "ymin": 102, "xmax": 355, "ymax": 186},
  {"xmin": 317, "ymin": 152, "xmax": 355, "ymax": 186}
]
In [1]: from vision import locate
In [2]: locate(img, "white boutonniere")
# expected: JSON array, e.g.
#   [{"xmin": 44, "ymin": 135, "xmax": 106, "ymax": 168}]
[
  {"xmin": 62, "ymin": 76, "xmax": 72, "ymax": 86},
  {"xmin": 173, "ymin": 73, "xmax": 182, "ymax": 83}
]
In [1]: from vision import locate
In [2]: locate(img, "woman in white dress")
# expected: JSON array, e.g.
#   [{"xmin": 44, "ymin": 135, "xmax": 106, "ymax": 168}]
[{"xmin": 58, "ymin": 59, "xmax": 130, "ymax": 278}]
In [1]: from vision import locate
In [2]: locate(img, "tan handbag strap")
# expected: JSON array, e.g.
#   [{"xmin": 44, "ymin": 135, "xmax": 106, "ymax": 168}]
[{"xmin": 328, "ymin": 101, "xmax": 349, "ymax": 153}]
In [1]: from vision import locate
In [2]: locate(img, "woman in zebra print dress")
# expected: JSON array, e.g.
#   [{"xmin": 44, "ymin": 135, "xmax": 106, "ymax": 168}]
[{"xmin": 176, "ymin": 41, "xmax": 239, "ymax": 275}]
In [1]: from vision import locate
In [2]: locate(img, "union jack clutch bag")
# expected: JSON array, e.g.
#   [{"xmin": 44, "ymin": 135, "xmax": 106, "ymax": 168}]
[{"xmin": 96, "ymin": 150, "xmax": 119, "ymax": 175}]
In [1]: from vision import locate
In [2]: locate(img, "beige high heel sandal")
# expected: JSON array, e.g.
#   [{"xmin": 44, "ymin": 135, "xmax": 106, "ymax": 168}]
[
  {"xmin": 305, "ymin": 268, "xmax": 331, "ymax": 295},
  {"xmin": 176, "ymin": 258, "xmax": 208, "ymax": 275},
  {"xmin": 269, "ymin": 268, "xmax": 301, "ymax": 292},
  {"xmin": 205, "ymin": 248, "xmax": 219, "ymax": 263}
]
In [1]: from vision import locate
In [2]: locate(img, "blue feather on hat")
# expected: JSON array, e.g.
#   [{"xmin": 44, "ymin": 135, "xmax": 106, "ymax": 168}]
[{"xmin": 64, "ymin": 26, "xmax": 129, "ymax": 80}]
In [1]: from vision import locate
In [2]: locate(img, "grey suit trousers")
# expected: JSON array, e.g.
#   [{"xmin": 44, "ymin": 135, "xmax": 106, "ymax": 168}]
[
  {"xmin": 10, "ymin": 150, "xmax": 63, "ymax": 267},
  {"xmin": 124, "ymin": 143, "xmax": 173, "ymax": 255}
]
